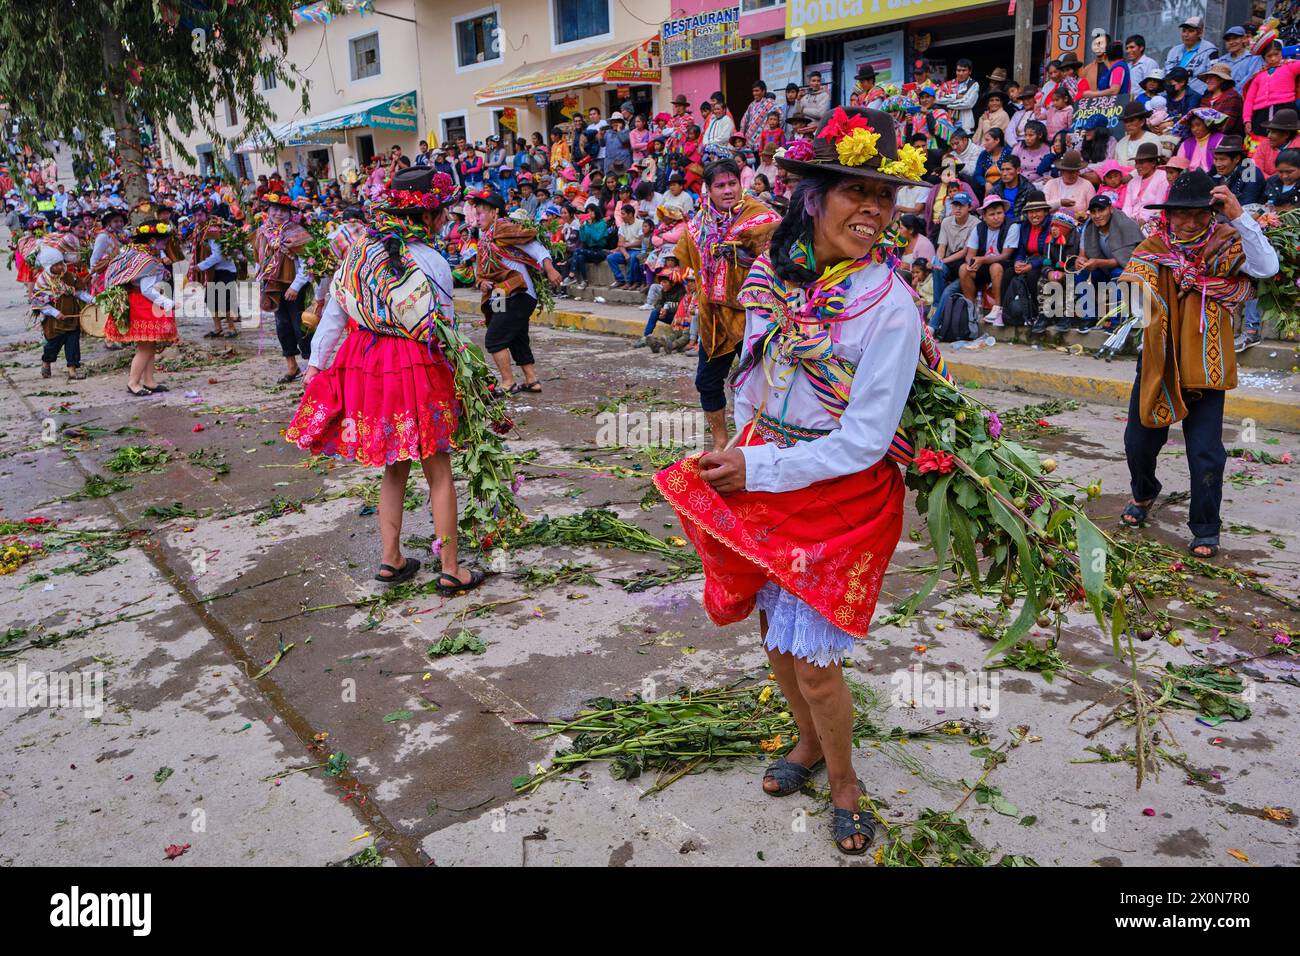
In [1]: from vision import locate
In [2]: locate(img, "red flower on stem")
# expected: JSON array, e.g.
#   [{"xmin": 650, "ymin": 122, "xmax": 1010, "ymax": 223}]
[{"xmin": 914, "ymin": 448, "xmax": 956, "ymax": 475}]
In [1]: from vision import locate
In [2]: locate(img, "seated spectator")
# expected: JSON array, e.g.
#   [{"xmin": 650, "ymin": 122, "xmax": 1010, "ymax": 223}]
[
  {"xmin": 1038, "ymin": 211, "xmax": 1082, "ymax": 332},
  {"xmin": 1121, "ymin": 142, "xmax": 1170, "ymax": 228},
  {"xmin": 1210, "ymin": 135, "xmax": 1264, "ymax": 205},
  {"xmin": 929, "ymin": 191, "xmax": 977, "ymax": 323},
  {"xmin": 923, "ymin": 157, "xmax": 978, "ymax": 243},
  {"xmin": 607, "ymin": 204, "xmax": 645, "ymax": 290},
  {"xmin": 1079, "ymin": 42, "xmax": 1132, "ymax": 99},
  {"xmin": 1244, "ymin": 35, "xmax": 1300, "ymax": 140},
  {"xmin": 1093, "ymin": 158, "xmax": 1134, "ymax": 206},
  {"xmin": 1135, "ymin": 69, "xmax": 1165, "ymax": 108},
  {"xmin": 1075, "ymin": 194, "xmax": 1142, "ymax": 332},
  {"xmin": 1198, "ymin": 62, "xmax": 1244, "ymax": 136},
  {"xmin": 974, "ymin": 91, "xmax": 1012, "ymax": 143},
  {"xmin": 1078, "ymin": 113, "xmax": 1116, "ymax": 165},
  {"xmin": 898, "ymin": 214, "xmax": 936, "ymax": 267},
  {"xmin": 991, "ymin": 155, "xmax": 1035, "ymax": 219},
  {"xmin": 1042, "ymin": 149, "xmax": 1096, "ymax": 215},
  {"xmin": 1006, "ymin": 196, "xmax": 1053, "ymax": 327},
  {"xmin": 973, "ymin": 127, "xmax": 1012, "ymax": 187},
  {"xmin": 1113, "ymin": 100, "xmax": 1163, "ymax": 165},
  {"xmin": 1176, "ymin": 107, "xmax": 1229, "ymax": 170},
  {"xmin": 910, "ymin": 259, "xmax": 935, "ymax": 320},
  {"xmin": 961, "ymin": 194, "xmax": 1020, "ymax": 326},
  {"xmin": 1160, "ymin": 153, "xmax": 1190, "ymax": 186},
  {"xmin": 1264, "ymin": 147, "xmax": 1300, "ymax": 211},
  {"xmin": 561, "ymin": 208, "xmax": 613, "ymax": 290},
  {"xmin": 1163, "ymin": 67, "xmax": 1202, "ymax": 119},
  {"xmin": 1040, "ymin": 87, "xmax": 1075, "ymax": 139},
  {"xmin": 1253, "ymin": 108, "xmax": 1300, "ymax": 177},
  {"xmin": 1013, "ymin": 120, "xmax": 1052, "ymax": 182},
  {"xmin": 948, "ymin": 127, "xmax": 982, "ymax": 171}
]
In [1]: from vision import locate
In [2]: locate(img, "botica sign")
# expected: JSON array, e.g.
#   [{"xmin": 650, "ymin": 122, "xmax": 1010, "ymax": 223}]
[{"xmin": 786, "ymin": 0, "xmax": 991, "ymax": 39}]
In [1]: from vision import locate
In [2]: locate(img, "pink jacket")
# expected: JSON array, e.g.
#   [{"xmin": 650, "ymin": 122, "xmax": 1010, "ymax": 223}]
[
  {"xmin": 1122, "ymin": 171, "xmax": 1169, "ymax": 224},
  {"xmin": 1243, "ymin": 61, "xmax": 1300, "ymax": 120}
]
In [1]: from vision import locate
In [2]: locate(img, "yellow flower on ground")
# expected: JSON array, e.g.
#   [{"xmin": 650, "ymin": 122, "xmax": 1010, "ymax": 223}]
[
  {"xmin": 758, "ymin": 685, "xmax": 774, "ymax": 705},
  {"xmin": 759, "ymin": 734, "xmax": 784, "ymax": 753},
  {"xmin": 836, "ymin": 127, "xmax": 880, "ymax": 167}
]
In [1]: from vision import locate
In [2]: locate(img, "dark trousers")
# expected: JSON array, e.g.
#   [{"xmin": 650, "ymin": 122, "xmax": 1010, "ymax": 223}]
[
  {"xmin": 482, "ymin": 291, "xmax": 536, "ymax": 367},
  {"xmin": 695, "ymin": 345, "xmax": 737, "ymax": 414},
  {"xmin": 1124, "ymin": 359, "xmax": 1227, "ymax": 539},
  {"xmin": 565, "ymin": 247, "xmax": 606, "ymax": 282},
  {"xmin": 42, "ymin": 329, "xmax": 81, "ymax": 367},
  {"xmin": 275, "ymin": 293, "xmax": 308, "ymax": 360}
]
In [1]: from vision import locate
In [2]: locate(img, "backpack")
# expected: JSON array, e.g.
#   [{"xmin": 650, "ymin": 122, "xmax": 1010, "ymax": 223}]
[
  {"xmin": 936, "ymin": 293, "xmax": 979, "ymax": 342},
  {"xmin": 1003, "ymin": 274, "xmax": 1033, "ymax": 326}
]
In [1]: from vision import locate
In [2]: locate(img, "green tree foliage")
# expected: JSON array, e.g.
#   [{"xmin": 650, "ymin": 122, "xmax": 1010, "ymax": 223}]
[{"xmin": 0, "ymin": 1, "xmax": 307, "ymax": 205}]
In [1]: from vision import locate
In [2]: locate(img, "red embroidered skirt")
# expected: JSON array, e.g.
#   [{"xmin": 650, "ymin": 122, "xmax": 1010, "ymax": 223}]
[
  {"xmin": 285, "ymin": 331, "xmax": 459, "ymax": 467},
  {"xmin": 653, "ymin": 427, "xmax": 905, "ymax": 638},
  {"xmin": 105, "ymin": 290, "xmax": 179, "ymax": 344},
  {"xmin": 15, "ymin": 250, "xmax": 34, "ymax": 283}
]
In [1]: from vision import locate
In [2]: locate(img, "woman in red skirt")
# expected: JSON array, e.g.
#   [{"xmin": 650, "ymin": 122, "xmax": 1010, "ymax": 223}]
[
  {"xmin": 102, "ymin": 220, "xmax": 180, "ymax": 396},
  {"xmin": 656, "ymin": 108, "xmax": 930, "ymax": 854},
  {"xmin": 286, "ymin": 167, "xmax": 485, "ymax": 593}
]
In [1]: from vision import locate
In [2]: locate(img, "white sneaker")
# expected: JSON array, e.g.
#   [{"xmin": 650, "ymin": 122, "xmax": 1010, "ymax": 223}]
[
  {"xmin": 983, "ymin": 306, "xmax": 1004, "ymax": 327},
  {"xmin": 637, "ymin": 302, "xmax": 653, "ymax": 310}
]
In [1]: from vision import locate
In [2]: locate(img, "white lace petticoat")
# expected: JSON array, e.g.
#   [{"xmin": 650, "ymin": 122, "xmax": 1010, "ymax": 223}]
[{"xmin": 755, "ymin": 581, "xmax": 857, "ymax": 668}]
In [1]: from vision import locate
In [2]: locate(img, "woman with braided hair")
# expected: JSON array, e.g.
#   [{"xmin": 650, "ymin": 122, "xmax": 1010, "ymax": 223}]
[
  {"xmin": 285, "ymin": 167, "xmax": 484, "ymax": 593},
  {"xmin": 656, "ymin": 107, "xmax": 934, "ymax": 855}
]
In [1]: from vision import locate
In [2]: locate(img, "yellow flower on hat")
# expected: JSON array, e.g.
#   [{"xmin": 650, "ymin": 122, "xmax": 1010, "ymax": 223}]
[
  {"xmin": 881, "ymin": 143, "xmax": 927, "ymax": 182},
  {"xmin": 836, "ymin": 127, "xmax": 880, "ymax": 167}
]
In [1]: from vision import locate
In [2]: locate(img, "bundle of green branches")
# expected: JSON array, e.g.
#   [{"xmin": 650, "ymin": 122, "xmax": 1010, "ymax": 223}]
[
  {"xmin": 94, "ymin": 284, "xmax": 130, "ymax": 336},
  {"xmin": 513, "ymin": 679, "xmax": 980, "ymax": 796},
  {"xmin": 301, "ymin": 223, "xmax": 339, "ymax": 280},
  {"xmin": 1255, "ymin": 208, "xmax": 1300, "ymax": 339},
  {"xmin": 897, "ymin": 364, "xmax": 1125, "ymax": 657}
]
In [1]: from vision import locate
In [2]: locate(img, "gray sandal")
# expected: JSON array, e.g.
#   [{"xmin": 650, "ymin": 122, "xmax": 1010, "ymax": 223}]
[
  {"xmin": 762, "ymin": 757, "xmax": 824, "ymax": 797},
  {"xmin": 830, "ymin": 779, "xmax": 875, "ymax": 856}
]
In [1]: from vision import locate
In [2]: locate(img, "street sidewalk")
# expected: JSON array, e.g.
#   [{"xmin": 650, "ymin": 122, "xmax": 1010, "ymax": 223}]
[{"xmin": 454, "ymin": 292, "xmax": 1300, "ymax": 434}]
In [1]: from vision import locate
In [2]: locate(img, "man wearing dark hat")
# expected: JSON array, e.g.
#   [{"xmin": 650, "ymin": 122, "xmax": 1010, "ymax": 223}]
[
  {"xmin": 1210, "ymin": 135, "xmax": 1263, "ymax": 205},
  {"xmin": 851, "ymin": 64, "xmax": 883, "ymax": 108},
  {"xmin": 254, "ymin": 191, "xmax": 313, "ymax": 382},
  {"xmin": 470, "ymin": 187, "xmax": 563, "ymax": 395},
  {"xmin": 1042, "ymin": 149, "xmax": 1096, "ymax": 214},
  {"xmin": 1118, "ymin": 171, "xmax": 1279, "ymax": 558},
  {"xmin": 1252, "ymin": 108, "xmax": 1300, "ymax": 177},
  {"xmin": 1113, "ymin": 100, "xmax": 1161, "ymax": 165},
  {"xmin": 673, "ymin": 157, "xmax": 780, "ymax": 450}
]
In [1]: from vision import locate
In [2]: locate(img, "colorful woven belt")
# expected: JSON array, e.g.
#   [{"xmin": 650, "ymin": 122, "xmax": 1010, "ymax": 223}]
[{"xmin": 752, "ymin": 414, "xmax": 831, "ymax": 449}]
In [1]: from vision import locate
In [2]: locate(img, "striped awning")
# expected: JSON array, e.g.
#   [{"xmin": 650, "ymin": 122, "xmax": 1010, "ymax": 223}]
[{"xmin": 474, "ymin": 37, "xmax": 661, "ymax": 106}]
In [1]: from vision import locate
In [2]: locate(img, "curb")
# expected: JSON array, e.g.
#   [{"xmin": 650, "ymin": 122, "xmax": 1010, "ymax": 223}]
[{"xmin": 452, "ymin": 295, "xmax": 1300, "ymax": 434}]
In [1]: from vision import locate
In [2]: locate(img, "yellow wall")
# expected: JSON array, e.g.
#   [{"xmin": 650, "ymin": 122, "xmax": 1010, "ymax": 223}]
[{"xmin": 165, "ymin": 0, "xmax": 672, "ymax": 177}]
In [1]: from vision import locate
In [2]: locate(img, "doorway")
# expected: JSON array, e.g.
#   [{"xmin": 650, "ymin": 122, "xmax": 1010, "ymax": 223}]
[
  {"xmin": 721, "ymin": 57, "xmax": 760, "ymax": 115},
  {"xmin": 356, "ymin": 134, "xmax": 375, "ymax": 165}
]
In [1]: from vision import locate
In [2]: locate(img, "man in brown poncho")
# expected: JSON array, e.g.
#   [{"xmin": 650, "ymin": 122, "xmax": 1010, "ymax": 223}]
[
  {"xmin": 1119, "ymin": 170, "xmax": 1278, "ymax": 558},
  {"xmin": 254, "ymin": 192, "xmax": 312, "ymax": 383},
  {"xmin": 674, "ymin": 157, "xmax": 781, "ymax": 450}
]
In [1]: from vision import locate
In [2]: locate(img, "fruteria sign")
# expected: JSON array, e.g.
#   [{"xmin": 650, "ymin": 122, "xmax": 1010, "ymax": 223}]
[
  {"xmin": 786, "ymin": 0, "xmax": 991, "ymax": 39},
  {"xmin": 662, "ymin": 5, "xmax": 751, "ymax": 66},
  {"xmin": 1047, "ymin": 0, "xmax": 1087, "ymax": 60}
]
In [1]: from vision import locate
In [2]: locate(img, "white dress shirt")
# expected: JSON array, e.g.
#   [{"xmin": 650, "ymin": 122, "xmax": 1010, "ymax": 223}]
[{"xmin": 734, "ymin": 261, "xmax": 922, "ymax": 493}]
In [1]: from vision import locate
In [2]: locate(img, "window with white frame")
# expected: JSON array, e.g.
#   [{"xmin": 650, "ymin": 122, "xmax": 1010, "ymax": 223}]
[
  {"xmin": 442, "ymin": 115, "xmax": 467, "ymax": 145},
  {"xmin": 455, "ymin": 10, "xmax": 501, "ymax": 68},
  {"xmin": 350, "ymin": 32, "xmax": 381, "ymax": 80},
  {"xmin": 553, "ymin": 0, "xmax": 610, "ymax": 46}
]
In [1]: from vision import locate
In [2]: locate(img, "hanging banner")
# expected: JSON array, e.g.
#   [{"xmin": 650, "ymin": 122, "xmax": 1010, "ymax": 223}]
[
  {"xmin": 1047, "ymin": 0, "xmax": 1087, "ymax": 61},
  {"xmin": 785, "ymin": 0, "xmax": 990, "ymax": 39},
  {"xmin": 841, "ymin": 30, "xmax": 905, "ymax": 99},
  {"xmin": 500, "ymin": 107, "xmax": 519, "ymax": 133},
  {"xmin": 760, "ymin": 38, "xmax": 803, "ymax": 90},
  {"xmin": 662, "ymin": 5, "xmax": 751, "ymax": 66}
]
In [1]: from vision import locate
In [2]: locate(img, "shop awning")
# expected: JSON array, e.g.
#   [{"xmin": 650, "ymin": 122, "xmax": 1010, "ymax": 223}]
[
  {"xmin": 474, "ymin": 37, "xmax": 661, "ymax": 106},
  {"xmin": 235, "ymin": 90, "xmax": 418, "ymax": 153}
]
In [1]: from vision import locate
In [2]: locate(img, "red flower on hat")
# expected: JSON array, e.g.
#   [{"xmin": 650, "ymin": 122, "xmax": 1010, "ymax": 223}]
[{"xmin": 817, "ymin": 107, "xmax": 869, "ymax": 143}]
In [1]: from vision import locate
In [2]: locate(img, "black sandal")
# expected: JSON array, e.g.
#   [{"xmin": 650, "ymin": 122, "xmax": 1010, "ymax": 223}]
[
  {"xmin": 518, "ymin": 381, "xmax": 542, "ymax": 393},
  {"xmin": 1121, "ymin": 498, "xmax": 1154, "ymax": 527},
  {"xmin": 375, "ymin": 557, "xmax": 421, "ymax": 585},
  {"xmin": 145, "ymin": 382, "xmax": 169, "ymax": 393},
  {"xmin": 202, "ymin": 330, "xmax": 222, "ymax": 338},
  {"xmin": 278, "ymin": 370, "xmax": 302, "ymax": 384},
  {"xmin": 435, "ymin": 568, "xmax": 485, "ymax": 594},
  {"xmin": 126, "ymin": 385, "xmax": 153, "ymax": 397},
  {"xmin": 762, "ymin": 756, "xmax": 824, "ymax": 797},
  {"xmin": 1189, "ymin": 536, "xmax": 1219, "ymax": 559},
  {"xmin": 830, "ymin": 780, "xmax": 875, "ymax": 856}
]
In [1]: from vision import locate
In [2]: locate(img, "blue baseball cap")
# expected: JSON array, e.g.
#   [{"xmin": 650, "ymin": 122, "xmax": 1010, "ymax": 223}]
[{"xmin": 951, "ymin": 193, "xmax": 973, "ymax": 205}]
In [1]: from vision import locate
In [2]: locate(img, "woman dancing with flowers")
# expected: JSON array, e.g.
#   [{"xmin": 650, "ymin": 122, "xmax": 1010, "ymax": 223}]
[
  {"xmin": 102, "ymin": 219, "xmax": 180, "ymax": 396},
  {"xmin": 655, "ymin": 108, "xmax": 932, "ymax": 854},
  {"xmin": 286, "ymin": 168, "xmax": 485, "ymax": 593}
]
